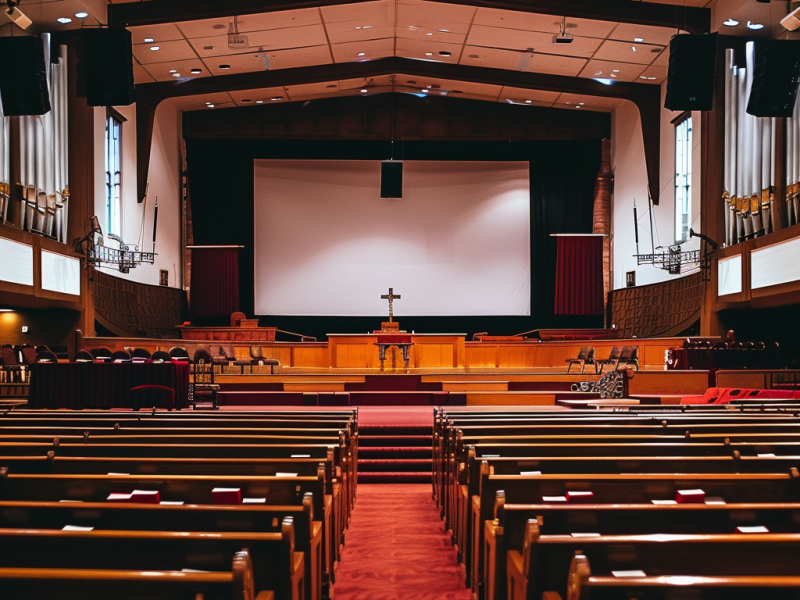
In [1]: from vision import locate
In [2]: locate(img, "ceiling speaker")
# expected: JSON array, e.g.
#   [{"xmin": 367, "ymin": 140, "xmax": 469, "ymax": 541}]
[{"xmin": 664, "ymin": 33, "xmax": 718, "ymax": 112}]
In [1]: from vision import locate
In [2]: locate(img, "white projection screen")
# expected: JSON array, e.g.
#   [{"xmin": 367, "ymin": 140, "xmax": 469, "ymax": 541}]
[{"xmin": 254, "ymin": 160, "xmax": 530, "ymax": 316}]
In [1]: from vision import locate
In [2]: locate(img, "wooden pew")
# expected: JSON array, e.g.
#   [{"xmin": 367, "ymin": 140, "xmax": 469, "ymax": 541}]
[
  {"xmin": 486, "ymin": 499, "xmax": 800, "ymax": 600},
  {"xmin": 561, "ymin": 553, "xmax": 800, "ymax": 600},
  {"xmin": 472, "ymin": 470, "xmax": 800, "ymax": 600},
  {"xmin": 0, "ymin": 498, "xmax": 321, "ymax": 600},
  {"xmin": 0, "ymin": 552, "xmax": 272, "ymax": 600},
  {"xmin": 0, "ymin": 471, "xmax": 335, "ymax": 592},
  {"xmin": 0, "ymin": 524, "xmax": 302, "ymax": 600},
  {"xmin": 506, "ymin": 532, "xmax": 800, "ymax": 600}
]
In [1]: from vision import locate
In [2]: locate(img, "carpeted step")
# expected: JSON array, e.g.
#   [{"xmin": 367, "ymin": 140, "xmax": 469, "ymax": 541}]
[
  {"xmin": 358, "ymin": 458, "xmax": 432, "ymax": 472},
  {"xmin": 359, "ymin": 435, "xmax": 432, "ymax": 446},
  {"xmin": 358, "ymin": 446, "xmax": 432, "ymax": 459},
  {"xmin": 358, "ymin": 472, "xmax": 432, "ymax": 483},
  {"xmin": 358, "ymin": 425, "xmax": 433, "ymax": 436}
]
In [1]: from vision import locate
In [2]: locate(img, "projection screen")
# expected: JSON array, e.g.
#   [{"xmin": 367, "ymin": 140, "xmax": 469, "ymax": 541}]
[{"xmin": 253, "ymin": 160, "xmax": 530, "ymax": 316}]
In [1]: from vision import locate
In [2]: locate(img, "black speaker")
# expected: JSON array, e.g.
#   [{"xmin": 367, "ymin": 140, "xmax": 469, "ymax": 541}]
[
  {"xmin": 381, "ymin": 161, "xmax": 403, "ymax": 199},
  {"xmin": 664, "ymin": 33, "xmax": 718, "ymax": 112},
  {"xmin": 747, "ymin": 40, "xmax": 800, "ymax": 118},
  {"xmin": 0, "ymin": 36, "xmax": 51, "ymax": 116},
  {"xmin": 80, "ymin": 28, "xmax": 134, "ymax": 106}
]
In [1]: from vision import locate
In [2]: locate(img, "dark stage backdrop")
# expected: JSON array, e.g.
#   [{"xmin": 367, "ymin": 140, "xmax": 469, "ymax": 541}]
[{"xmin": 185, "ymin": 138, "xmax": 602, "ymax": 340}]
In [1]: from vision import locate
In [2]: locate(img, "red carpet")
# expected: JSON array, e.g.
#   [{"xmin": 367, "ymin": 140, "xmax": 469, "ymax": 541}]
[{"xmin": 332, "ymin": 484, "xmax": 470, "ymax": 600}]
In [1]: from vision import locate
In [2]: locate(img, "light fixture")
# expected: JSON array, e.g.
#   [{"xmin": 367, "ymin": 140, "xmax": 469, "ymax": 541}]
[
  {"xmin": 219, "ymin": 64, "xmax": 230, "ymax": 69},
  {"xmin": 169, "ymin": 69, "xmax": 177, "ymax": 73},
  {"xmin": 57, "ymin": 17, "xmax": 72, "ymax": 24},
  {"xmin": 357, "ymin": 52, "xmax": 366, "ymax": 56},
  {"xmin": 518, "ymin": 47, "xmax": 534, "ymax": 71},
  {"xmin": 74, "ymin": 215, "xmax": 156, "ymax": 274},
  {"xmin": 360, "ymin": 89, "xmax": 368, "ymax": 93},
  {"xmin": 4, "ymin": 3, "xmax": 32, "ymax": 29},
  {"xmin": 256, "ymin": 100, "xmax": 264, "ymax": 104},
  {"xmin": 525, "ymin": 100, "xmax": 531, "ymax": 104},
  {"xmin": 747, "ymin": 20, "xmax": 764, "ymax": 30},
  {"xmin": 439, "ymin": 51, "xmax": 451, "ymax": 57},
  {"xmin": 425, "ymin": 52, "xmax": 433, "ymax": 56},
  {"xmin": 203, "ymin": 45, "xmax": 216, "ymax": 50},
  {"xmin": 75, "ymin": 11, "xmax": 88, "ymax": 18},
  {"xmin": 426, "ymin": 32, "xmax": 433, "ymax": 36},
  {"xmin": 191, "ymin": 68, "xmax": 202, "ymax": 74},
  {"xmin": 553, "ymin": 16, "xmax": 573, "ymax": 44},
  {"xmin": 421, "ymin": 88, "xmax": 428, "ymax": 93},
  {"xmin": 0, "ymin": 308, "xmax": 13, "ymax": 312},
  {"xmin": 633, "ymin": 37, "xmax": 644, "ymax": 42},
  {"xmin": 241, "ymin": 99, "xmax": 251, "ymax": 102},
  {"xmin": 207, "ymin": 104, "xmax": 215, "ymax": 108},
  {"xmin": 150, "ymin": 46, "xmax": 160, "ymax": 51},
  {"xmin": 144, "ymin": 37, "xmax": 154, "ymax": 43},
  {"xmin": 723, "ymin": 18, "xmax": 739, "ymax": 26},
  {"xmin": 205, "ymin": 101, "xmax": 212, "ymax": 104},
  {"xmin": 438, "ymin": 29, "xmax": 449, "ymax": 33},
  {"xmin": 363, "ymin": 25, "xmax": 372, "ymax": 29},
  {"xmin": 271, "ymin": 96, "xmax": 282, "ymax": 101},
  {"xmin": 172, "ymin": 73, "xmax": 181, "ymax": 77},
  {"xmin": 594, "ymin": 78, "xmax": 614, "ymax": 85},
  {"xmin": 631, "ymin": 45, "xmax": 636, "ymax": 52}
]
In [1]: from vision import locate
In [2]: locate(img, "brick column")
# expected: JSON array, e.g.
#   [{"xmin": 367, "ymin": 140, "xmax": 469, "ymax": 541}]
[{"xmin": 593, "ymin": 138, "xmax": 613, "ymax": 317}]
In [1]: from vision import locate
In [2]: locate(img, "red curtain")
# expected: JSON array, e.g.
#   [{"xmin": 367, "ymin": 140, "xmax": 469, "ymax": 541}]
[
  {"xmin": 190, "ymin": 248, "xmax": 239, "ymax": 317},
  {"xmin": 554, "ymin": 235, "xmax": 603, "ymax": 315}
]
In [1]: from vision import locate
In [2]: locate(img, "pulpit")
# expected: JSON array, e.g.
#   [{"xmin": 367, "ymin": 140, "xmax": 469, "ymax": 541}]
[{"xmin": 375, "ymin": 334, "xmax": 413, "ymax": 373}]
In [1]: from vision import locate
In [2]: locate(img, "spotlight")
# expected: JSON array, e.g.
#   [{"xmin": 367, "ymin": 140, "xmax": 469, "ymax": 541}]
[
  {"xmin": 4, "ymin": 2, "xmax": 32, "ymax": 29},
  {"xmin": 75, "ymin": 11, "xmax": 89, "ymax": 18}
]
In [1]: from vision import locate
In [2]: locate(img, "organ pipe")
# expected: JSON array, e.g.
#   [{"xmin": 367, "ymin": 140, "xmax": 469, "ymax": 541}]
[{"xmin": 14, "ymin": 35, "xmax": 69, "ymax": 242}]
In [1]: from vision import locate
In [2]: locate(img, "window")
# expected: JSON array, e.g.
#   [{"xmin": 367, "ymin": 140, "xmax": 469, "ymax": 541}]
[
  {"xmin": 105, "ymin": 112, "xmax": 122, "ymax": 236},
  {"xmin": 674, "ymin": 113, "xmax": 692, "ymax": 243}
]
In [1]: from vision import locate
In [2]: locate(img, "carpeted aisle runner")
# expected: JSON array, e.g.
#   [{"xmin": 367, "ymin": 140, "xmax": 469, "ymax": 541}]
[{"xmin": 332, "ymin": 484, "xmax": 471, "ymax": 600}]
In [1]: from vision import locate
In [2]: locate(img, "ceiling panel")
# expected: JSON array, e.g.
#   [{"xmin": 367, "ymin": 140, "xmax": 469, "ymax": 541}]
[
  {"xmin": 473, "ymin": 9, "xmax": 617, "ymax": 39},
  {"xmin": 186, "ymin": 25, "xmax": 328, "ymax": 58},
  {"xmin": 461, "ymin": 45, "xmax": 587, "ymax": 77},
  {"xmin": 652, "ymin": 47, "xmax": 670, "ymax": 67},
  {"xmin": 593, "ymin": 40, "xmax": 663, "ymax": 65},
  {"xmin": 170, "ymin": 91, "xmax": 236, "ymax": 111},
  {"xmin": 203, "ymin": 44, "xmax": 331, "ymax": 75},
  {"xmin": 499, "ymin": 86, "xmax": 561, "ymax": 104},
  {"xmin": 129, "ymin": 23, "xmax": 185, "ymax": 44},
  {"xmin": 319, "ymin": 0, "xmax": 394, "ymax": 24},
  {"xmin": 330, "ymin": 38, "xmax": 395, "ymax": 63},
  {"xmin": 175, "ymin": 9, "xmax": 321, "ymax": 39},
  {"xmin": 395, "ymin": 24, "xmax": 468, "ymax": 45},
  {"xmin": 395, "ymin": 38, "xmax": 462, "ymax": 63},
  {"xmin": 228, "ymin": 87, "xmax": 288, "ymax": 105},
  {"xmin": 609, "ymin": 22, "xmax": 680, "ymax": 46},
  {"xmin": 326, "ymin": 22, "xmax": 396, "ymax": 44},
  {"xmin": 133, "ymin": 39, "xmax": 197, "ymax": 65},
  {"xmin": 285, "ymin": 81, "xmax": 341, "ymax": 101},
  {"xmin": 579, "ymin": 59, "xmax": 645, "ymax": 82},
  {"xmin": 133, "ymin": 61, "xmax": 156, "ymax": 84},
  {"xmin": 143, "ymin": 58, "xmax": 210, "ymax": 82},
  {"xmin": 554, "ymin": 92, "xmax": 624, "ymax": 112},
  {"xmin": 637, "ymin": 64, "xmax": 668, "ymax": 83},
  {"xmin": 466, "ymin": 25, "xmax": 602, "ymax": 58},
  {"xmin": 397, "ymin": 0, "xmax": 477, "ymax": 25}
]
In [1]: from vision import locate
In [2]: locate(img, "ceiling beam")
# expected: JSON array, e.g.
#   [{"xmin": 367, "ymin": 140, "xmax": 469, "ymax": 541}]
[
  {"xmin": 108, "ymin": 0, "xmax": 380, "ymax": 27},
  {"xmin": 134, "ymin": 57, "xmax": 660, "ymax": 205},
  {"xmin": 110, "ymin": 0, "xmax": 710, "ymax": 33},
  {"xmin": 426, "ymin": 0, "xmax": 711, "ymax": 35}
]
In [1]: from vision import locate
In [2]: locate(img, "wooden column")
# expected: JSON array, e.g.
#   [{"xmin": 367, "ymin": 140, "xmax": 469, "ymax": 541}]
[{"xmin": 593, "ymin": 138, "xmax": 612, "ymax": 317}]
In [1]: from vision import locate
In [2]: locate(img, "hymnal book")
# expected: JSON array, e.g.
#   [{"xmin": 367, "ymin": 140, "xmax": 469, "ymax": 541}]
[
  {"xmin": 212, "ymin": 487, "xmax": 242, "ymax": 504},
  {"xmin": 566, "ymin": 491, "xmax": 594, "ymax": 503},
  {"xmin": 62, "ymin": 525, "xmax": 94, "ymax": 531},
  {"xmin": 675, "ymin": 489, "xmax": 705, "ymax": 504},
  {"xmin": 542, "ymin": 495, "xmax": 567, "ymax": 503},
  {"xmin": 736, "ymin": 526, "xmax": 769, "ymax": 533},
  {"xmin": 243, "ymin": 498, "xmax": 267, "ymax": 504},
  {"xmin": 612, "ymin": 570, "xmax": 646, "ymax": 578}
]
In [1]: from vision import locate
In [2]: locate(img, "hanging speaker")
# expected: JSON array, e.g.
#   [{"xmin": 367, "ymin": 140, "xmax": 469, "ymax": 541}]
[
  {"xmin": 0, "ymin": 36, "xmax": 51, "ymax": 116},
  {"xmin": 747, "ymin": 40, "xmax": 800, "ymax": 118},
  {"xmin": 664, "ymin": 33, "xmax": 718, "ymax": 112},
  {"xmin": 381, "ymin": 161, "xmax": 403, "ymax": 198},
  {"xmin": 80, "ymin": 28, "xmax": 135, "ymax": 106}
]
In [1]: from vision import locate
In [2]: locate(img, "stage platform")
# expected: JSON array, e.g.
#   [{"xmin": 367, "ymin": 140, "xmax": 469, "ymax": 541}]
[{"xmin": 212, "ymin": 368, "xmax": 710, "ymax": 407}]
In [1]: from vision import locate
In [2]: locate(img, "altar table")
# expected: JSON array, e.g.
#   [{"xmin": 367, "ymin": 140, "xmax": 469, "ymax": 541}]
[
  {"xmin": 28, "ymin": 362, "xmax": 190, "ymax": 409},
  {"xmin": 327, "ymin": 334, "xmax": 466, "ymax": 369}
]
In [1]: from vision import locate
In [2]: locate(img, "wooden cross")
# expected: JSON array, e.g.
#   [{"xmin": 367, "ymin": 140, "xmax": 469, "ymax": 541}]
[{"xmin": 381, "ymin": 287, "xmax": 401, "ymax": 322}]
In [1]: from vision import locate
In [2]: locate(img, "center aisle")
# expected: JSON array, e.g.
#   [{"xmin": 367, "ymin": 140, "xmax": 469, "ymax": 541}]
[{"xmin": 332, "ymin": 484, "xmax": 471, "ymax": 600}]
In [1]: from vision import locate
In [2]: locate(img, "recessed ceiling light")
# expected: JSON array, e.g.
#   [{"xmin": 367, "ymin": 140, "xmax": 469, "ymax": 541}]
[
  {"xmin": 578, "ymin": 102, "xmax": 584, "ymax": 105},
  {"xmin": 150, "ymin": 46, "xmax": 160, "ymax": 51},
  {"xmin": 747, "ymin": 21, "xmax": 764, "ymax": 30},
  {"xmin": 525, "ymin": 100, "xmax": 531, "ymax": 104},
  {"xmin": 425, "ymin": 52, "xmax": 433, "ymax": 56},
  {"xmin": 191, "ymin": 68, "xmax": 202, "ymax": 74},
  {"xmin": 723, "ymin": 19, "xmax": 739, "ymax": 27},
  {"xmin": 205, "ymin": 101, "xmax": 212, "ymax": 104},
  {"xmin": 203, "ymin": 46, "xmax": 216, "ymax": 50},
  {"xmin": 256, "ymin": 100, "xmax": 264, "ymax": 104},
  {"xmin": 354, "ymin": 26, "xmax": 361, "ymax": 29},
  {"xmin": 633, "ymin": 37, "xmax": 644, "ymax": 42},
  {"xmin": 363, "ymin": 25, "xmax": 372, "ymax": 29},
  {"xmin": 639, "ymin": 75, "xmax": 657, "ymax": 80},
  {"xmin": 421, "ymin": 88, "xmax": 429, "ymax": 93},
  {"xmin": 357, "ymin": 52, "xmax": 366, "ymax": 56},
  {"xmin": 612, "ymin": 69, "xmax": 619, "ymax": 73},
  {"xmin": 271, "ymin": 96, "xmax": 282, "ymax": 101},
  {"xmin": 207, "ymin": 104, "xmax": 215, "ymax": 108},
  {"xmin": 594, "ymin": 78, "xmax": 614, "ymax": 85},
  {"xmin": 575, "ymin": 105, "xmax": 581, "ymax": 109},
  {"xmin": 361, "ymin": 89, "xmax": 368, "ymax": 93},
  {"xmin": 75, "ymin": 11, "xmax": 89, "ymax": 18},
  {"xmin": 169, "ymin": 69, "xmax": 177, "ymax": 73},
  {"xmin": 426, "ymin": 32, "xmax": 433, "ymax": 36},
  {"xmin": 172, "ymin": 73, "xmax": 181, "ymax": 77},
  {"xmin": 219, "ymin": 64, "xmax": 230, "ymax": 69},
  {"xmin": 57, "ymin": 17, "xmax": 72, "ymax": 24},
  {"xmin": 144, "ymin": 37, "xmax": 154, "ymax": 43},
  {"xmin": 631, "ymin": 46, "xmax": 636, "ymax": 52},
  {"xmin": 439, "ymin": 51, "xmax": 451, "ymax": 57},
  {"xmin": 0, "ymin": 309, "xmax": 13, "ymax": 312},
  {"xmin": 241, "ymin": 99, "xmax": 251, "ymax": 103},
  {"xmin": 438, "ymin": 29, "xmax": 449, "ymax": 33}
]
